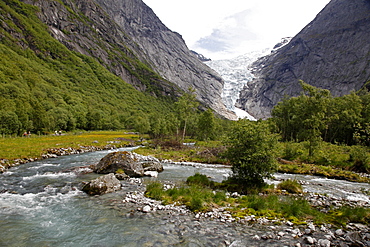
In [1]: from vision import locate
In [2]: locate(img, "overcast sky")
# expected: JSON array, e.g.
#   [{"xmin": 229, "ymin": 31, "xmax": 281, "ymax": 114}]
[{"xmin": 142, "ymin": 0, "xmax": 331, "ymax": 60}]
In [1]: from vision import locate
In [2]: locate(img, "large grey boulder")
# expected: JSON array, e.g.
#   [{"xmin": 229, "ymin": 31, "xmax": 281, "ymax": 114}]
[
  {"xmin": 92, "ymin": 151, "xmax": 163, "ymax": 177},
  {"xmin": 82, "ymin": 173, "xmax": 121, "ymax": 195}
]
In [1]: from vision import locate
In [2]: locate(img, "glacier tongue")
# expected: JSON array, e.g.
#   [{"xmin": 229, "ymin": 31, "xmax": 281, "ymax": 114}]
[
  {"xmin": 205, "ymin": 38, "xmax": 292, "ymax": 120},
  {"xmin": 205, "ymin": 49, "xmax": 270, "ymax": 121}
]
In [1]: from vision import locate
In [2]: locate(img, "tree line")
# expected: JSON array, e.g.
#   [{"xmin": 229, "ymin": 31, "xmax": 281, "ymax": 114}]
[{"xmin": 272, "ymin": 81, "xmax": 370, "ymax": 148}]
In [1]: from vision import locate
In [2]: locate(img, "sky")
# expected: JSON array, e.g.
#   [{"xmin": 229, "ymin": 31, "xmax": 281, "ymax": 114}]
[{"xmin": 142, "ymin": 0, "xmax": 331, "ymax": 60}]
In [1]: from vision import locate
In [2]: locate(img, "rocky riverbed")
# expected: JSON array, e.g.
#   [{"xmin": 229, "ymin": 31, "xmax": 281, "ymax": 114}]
[{"xmin": 103, "ymin": 177, "xmax": 370, "ymax": 247}]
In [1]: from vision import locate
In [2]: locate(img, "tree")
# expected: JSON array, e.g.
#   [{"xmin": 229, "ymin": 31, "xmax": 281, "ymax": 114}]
[
  {"xmin": 223, "ymin": 120, "xmax": 278, "ymax": 189},
  {"xmin": 175, "ymin": 88, "xmax": 199, "ymax": 140},
  {"xmin": 272, "ymin": 81, "xmax": 332, "ymax": 157},
  {"xmin": 0, "ymin": 110, "xmax": 20, "ymax": 135},
  {"xmin": 197, "ymin": 108, "xmax": 216, "ymax": 141}
]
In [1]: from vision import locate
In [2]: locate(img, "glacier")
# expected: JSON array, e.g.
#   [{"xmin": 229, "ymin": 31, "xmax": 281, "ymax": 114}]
[{"xmin": 205, "ymin": 38, "xmax": 291, "ymax": 120}]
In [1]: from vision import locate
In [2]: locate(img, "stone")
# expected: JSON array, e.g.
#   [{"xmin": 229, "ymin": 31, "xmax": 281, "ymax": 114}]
[
  {"xmin": 252, "ymin": 235, "xmax": 260, "ymax": 240},
  {"xmin": 144, "ymin": 171, "xmax": 158, "ymax": 177},
  {"xmin": 82, "ymin": 173, "xmax": 121, "ymax": 195},
  {"xmin": 305, "ymin": 236, "xmax": 315, "ymax": 244},
  {"xmin": 115, "ymin": 173, "xmax": 129, "ymax": 180},
  {"xmin": 142, "ymin": 161, "xmax": 163, "ymax": 172},
  {"xmin": 335, "ymin": 229, "xmax": 345, "ymax": 236},
  {"xmin": 318, "ymin": 239, "xmax": 331, "ymax": 247},
  {"xmin": 92, "ymin": 151, "xmax": 163, "ymax": 177},
  {"xmin": 142, "ymin": 205, "xmax": 151, "ymax": 213},
  {"xmin": 346, "ymin": 231, "xmax": 362, "ymax": 243}
]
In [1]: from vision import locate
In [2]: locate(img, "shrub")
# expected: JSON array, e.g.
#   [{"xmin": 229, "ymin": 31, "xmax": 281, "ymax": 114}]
[
  {"xmin": 186, "ymin": 173, "xmax": 215, "ymax": 188},
  {"xmin": 349, "ymin": 146, "xmax": 370, "ymax": 173},
  {"xmin": 145, "ymin": 182, "xmax": 164, "ymax": 201},
  {"xmin": 277, "ymin": 179, "xmax": 303, "ymax": 194},
  {"xmin": 223, "ymin": 120, "xmax": 278, "ymax": 189}
]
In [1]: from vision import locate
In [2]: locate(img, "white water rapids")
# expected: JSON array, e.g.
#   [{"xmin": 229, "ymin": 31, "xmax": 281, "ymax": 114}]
[{"xmin": 0, "ymin": 147, "xmax": 369, "ymax": 246}]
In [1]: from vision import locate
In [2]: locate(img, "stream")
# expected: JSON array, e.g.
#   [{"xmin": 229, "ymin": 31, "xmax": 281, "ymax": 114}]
[{"xmin": 0, "ymin": 147, "xmax": 369, "ymax": 246}]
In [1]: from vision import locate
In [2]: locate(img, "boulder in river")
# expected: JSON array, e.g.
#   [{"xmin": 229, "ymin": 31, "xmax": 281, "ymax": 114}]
[
  {"xmin": 92, "ymin": 151, "xmax": 163, "ymax": 177},
  {"xmin": 82, "ymin": 173, "xmax": 121, "ymax": 195}
]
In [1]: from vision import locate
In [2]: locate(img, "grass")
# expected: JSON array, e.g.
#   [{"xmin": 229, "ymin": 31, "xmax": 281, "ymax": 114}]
[
  {"xmin": 145, "ymin": 174, "xmax": 370, "ymax": 226},
  {"xmin": 0, "ymin": 130, "xmax": 140, "ymax": 160},
  {"xmin": 135, "ymin": 140, "xmax": 227, "ymax": 164}
]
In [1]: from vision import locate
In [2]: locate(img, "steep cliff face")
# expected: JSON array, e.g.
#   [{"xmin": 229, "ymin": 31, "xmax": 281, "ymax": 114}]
[
  {"xmin": 94, "ymin": 0, "xmax": 235, "ymax": 119},
  {"xmin": 20, "ymin": 0, "xmax": 234, "ymax": 119},
  {"xmin": 236, "ymin": 0, "xmax": 370, "ymax": 119}
]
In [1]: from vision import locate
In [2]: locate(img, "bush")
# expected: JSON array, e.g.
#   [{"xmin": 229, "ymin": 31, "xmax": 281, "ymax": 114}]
[
  {"xmin": 277, "ymin": 179, "xmax": 303, "ymax": 194},
  {"xmin": 283, "ymin": 142, "xmax": 303, "ymax": 161},
  {"xmin": 186, "ymin": 173, "xmax": 215, "ymax": 188},
  {"xmin": 145, "ymin": 182, "xmax": 164, "ymax": 201},
  {"xmin": 349, "ymin": 146, "xmax": 370, "ymax": 173},
  {"xmin": 223, "ymin": 120, "xmax": 278, "ymax": 189}
]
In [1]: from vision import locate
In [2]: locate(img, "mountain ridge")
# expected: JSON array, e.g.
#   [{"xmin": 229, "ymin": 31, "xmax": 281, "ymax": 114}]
[
  {"xmin": 21, "ymin": 0, "xmax": 235, "ymax": 119},
  {"xmin": 236, "ymin": 0, "xmax": 370, "ymax": 119}
]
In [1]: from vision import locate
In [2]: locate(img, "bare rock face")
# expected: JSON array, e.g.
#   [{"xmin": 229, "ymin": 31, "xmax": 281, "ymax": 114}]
[
  {"xmin": 94, "ymin": 0, "xmax": 235, "ymax": 119},
  {"xmin": 236, "ymin": 0, "xmax": 370, "ymax": 119},
  {"xmin": 92, "ymin": 151, "xmax": 163, "ymax": 177},
  {"xmin": 82, "ymin": 173, "xmax": 121, "ymax": 195}
]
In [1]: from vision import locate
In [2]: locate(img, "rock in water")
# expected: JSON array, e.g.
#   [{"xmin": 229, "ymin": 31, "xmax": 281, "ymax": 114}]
[
  {"xmin": 92, "ymin": 151, "xmax": 163, "ymax": 177},
  {"xmin": 82, "ymin": 173, "xmax": 121, "ymax": 195}
]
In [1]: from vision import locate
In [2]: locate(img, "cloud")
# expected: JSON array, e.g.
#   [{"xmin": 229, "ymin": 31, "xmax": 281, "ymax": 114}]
[
  {"xmin": 193, "ymin": 9, "xmax": 270, "ymax": 59},
  {"xmin": 194, "ymin": 9, "xmax": 257, "ymax": 53},
  {"xmin": 143, "ymin": 0, "xmax": 331, "ymax": 59}
]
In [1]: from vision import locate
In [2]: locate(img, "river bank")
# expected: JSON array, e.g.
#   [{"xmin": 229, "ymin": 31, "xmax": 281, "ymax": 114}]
[
  {"xmin": 0, "ymin": 144, "xmax": 131, "ymax": 173},
  {"xmin": 108, "ymin": 177, "xmax": 370, "ymax": 247},
  {"xmin": 0, "ymin": 130, "xmax": 140, "ymax": 173},
  {"xmin": 0, "ymin": 145, "xmax": 369, "ymax": 246}
]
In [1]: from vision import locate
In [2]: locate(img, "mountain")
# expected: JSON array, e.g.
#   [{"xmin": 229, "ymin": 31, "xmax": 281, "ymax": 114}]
[
  {"xmin": 3, "ymin": 0, "xmax": 235, "ymax": 119},
  {"xmin": 94, "ymin": 0, "xmax": 235, "ymax": 118},
  {"xmin": 205, "ymin": 38, "xmax": 291, "ymax": 120},
  {"xmin": 236, "ymin": 0, "xmax": 370, "ymax": 119},
  {"xmin": 0, "ymin": 0, "xmax": 236, "ymax": 135}
]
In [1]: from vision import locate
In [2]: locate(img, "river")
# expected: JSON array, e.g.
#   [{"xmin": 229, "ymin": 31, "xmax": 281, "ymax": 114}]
[{"xmin": 0, "ymin": 147, "xmax": 369, "ymax": 246}]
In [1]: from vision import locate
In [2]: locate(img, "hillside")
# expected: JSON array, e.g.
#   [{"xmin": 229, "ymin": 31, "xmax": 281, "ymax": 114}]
[
  {"xmin": 0, "ymin": 0, "xmax": 175, "ymax": 134},
  {"xmin": 0, "ymin": 0, "xmax": 234, "ymax": 135},
  {"xmin": 236, "ymin": 0, "xmax": 370, "ymax": 119},
  {"xmin": 21, "ymin": 0, "xmax": 234, "ymax": 119}
]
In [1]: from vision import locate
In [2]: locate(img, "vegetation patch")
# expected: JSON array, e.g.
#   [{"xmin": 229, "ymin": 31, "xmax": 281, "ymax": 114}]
[
  {"xmin": 0, "ymin": 131, "xmax": 139, "ymax": 161},
  {"xmin": 145, "ymin": 174, "xmax": 370, "ymax": 226}
]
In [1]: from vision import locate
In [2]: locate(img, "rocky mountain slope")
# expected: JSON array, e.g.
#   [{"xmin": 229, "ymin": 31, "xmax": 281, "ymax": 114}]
[
  {"xmin": 205, "ymin": 38, "xmax": 291, "ymax": 120},
  {"xmin": 20, "ymin": 0, "xmax": 235, "ymax": 119},
  {"xmin": 236, "ymin": 0, "xmax": 370, "ymax": 119}
]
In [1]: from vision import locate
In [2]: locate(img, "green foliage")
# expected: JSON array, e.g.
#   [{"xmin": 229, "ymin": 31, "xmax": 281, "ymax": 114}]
[
  {"xmin": 197, "ymin": 109, "xmax": 216, "ymax": 141},
  {"xmin": 145, "ymin": 176, "xmax": 369, "ymax": 226},
  {"xmin": 277, "ymin": 179, "xmax": 303, "ymax": 194},
  {"xmin": 349, "ymin": 146, "xmax": 370, "ymax": 173},
  {"xmin": 282, "ymin": 142, "xmax": 304, "ymax": 160},
  {"xmin": 223, "ymin": 120, "xmax": 278, "ymax": 189},
  {"xmin": 186, "ymin": 173, "xmax": 215, "ymax": 188},
  {"xmin": 145, "ymin": 182, "xmax": 165, "ymax": 201},
  {"xmin": 145, "ymin": 180, "xmax": 226, "ymax": 212},
  {"xmin": 0, "ymin": 0, "xmax": 182, "ymax": 136},
  {"xmin": 328, "ymin": 207, "xmax": 370, "ymax": 226},
  {"xmin": 175, "ymin": 88, "xmax": 199, "ymax": 140},
  {"xmin": 272, "ymin": 81, "xmax": 369, "ymax": 147}
]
